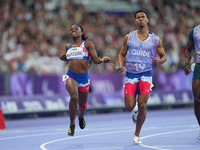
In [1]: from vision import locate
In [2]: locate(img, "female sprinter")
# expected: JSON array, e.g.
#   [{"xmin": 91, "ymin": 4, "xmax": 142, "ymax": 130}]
[{"xmin": 60, "ymin": 24, "xmax": 110, "ymax": 136}]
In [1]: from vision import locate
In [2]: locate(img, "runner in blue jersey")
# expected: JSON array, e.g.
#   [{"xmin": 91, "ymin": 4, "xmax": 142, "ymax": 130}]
[
  {"xmin": 118, "ymin": 10, "xmax": 167, "ymax": 144},
  {"xmin": 60, "ymin": 24, "xmax": 110, "ymax": 136},
  {"xmin": 184, "ymin": 24, "xmax": 200, "ymax": 140}
]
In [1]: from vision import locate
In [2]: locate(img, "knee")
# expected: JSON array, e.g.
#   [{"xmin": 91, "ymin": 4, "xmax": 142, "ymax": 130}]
[
  {"xmin": 194, "ymin": 98, "xmax": 200, "ymax": 106},
  {"xmin": 126, "ymin": 106, "xmax": 133, "ymax": 112},
  {"xmin": 194, "ymin": 91, "xmax": 200, "ymax": 102},
  {"xmin": 138, "ymin": 103, "xmax": 146, "ymax": 112},
  {"xmin": 70, "ymin": 94, "xmax": 78, "ymax": 103},
  {"xmin": 80, "ymin": 102, "xmax": 87, "ymax": 111},
  {"xmin": 194, "ymin": 94, "xmax": 200, "ymax": 101},
  {"xmin": 125, "ymin": 102, "xmax": 137, "ymax": 112}
]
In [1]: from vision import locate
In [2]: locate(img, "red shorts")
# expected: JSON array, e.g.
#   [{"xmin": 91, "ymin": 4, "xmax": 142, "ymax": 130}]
[{"xmin": 124, "ymin": 71, "xmax": 153, "ymax": 97}]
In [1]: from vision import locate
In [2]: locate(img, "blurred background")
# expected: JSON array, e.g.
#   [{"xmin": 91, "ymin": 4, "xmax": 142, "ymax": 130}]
[{"xmin": 0, "ymin": 0, "xmax": 199, "ymax": 118}]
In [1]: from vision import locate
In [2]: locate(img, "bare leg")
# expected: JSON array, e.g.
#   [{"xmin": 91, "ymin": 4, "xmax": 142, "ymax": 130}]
[
  {"xmin": 134, "ymin": 94, "xmax": 149, "ymax": 137},
  {"xmin": 78, "ymin": 91, "xmax": 88, "ymax": 119},
  {"xmin": 193, "ymin": 80, "xmax": 200, "ymax": 126},
  {"xmin": 65, "ymin": 79, "xmax": 79, "ymax": 126},
  {"xmin": 78, "ymin": 91, "xmax": 88, "ymax": 129},
  {"xmin": 124, "ymin": 96, "xmax": 137, "ymax": 112}
]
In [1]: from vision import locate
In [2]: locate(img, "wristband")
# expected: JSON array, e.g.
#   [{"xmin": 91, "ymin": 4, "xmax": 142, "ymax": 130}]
[{"xmin": 183, "ymin": 63, "xmax": 189, "ymax": 69}]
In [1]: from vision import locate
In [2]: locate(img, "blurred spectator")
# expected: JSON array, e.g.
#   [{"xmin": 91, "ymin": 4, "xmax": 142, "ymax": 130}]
[{"xmin": 0, "ymin": 0, "xmax": 200, "ymax": 75}]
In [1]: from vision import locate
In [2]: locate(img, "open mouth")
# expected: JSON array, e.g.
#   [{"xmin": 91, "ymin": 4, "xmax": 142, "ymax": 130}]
[{"xmin": 71, "ymin": 32, "xmax": 77, "ymax": 36}]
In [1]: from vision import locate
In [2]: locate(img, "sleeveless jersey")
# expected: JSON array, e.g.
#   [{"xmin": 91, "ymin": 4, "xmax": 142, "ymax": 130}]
[
  {"xmin": 66, "ymin": 41, "xmax": 90, "ymax": 61},
  {"xmin": 193, "ymin": 24, "xmax": 200, "ymax": 63},
  {"xmin": 126, "ymin": 30, "xmax": 159, "ymax": 74}
]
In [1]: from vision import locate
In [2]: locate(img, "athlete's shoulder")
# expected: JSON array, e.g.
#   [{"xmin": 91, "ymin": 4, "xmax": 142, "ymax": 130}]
[
  {"xmin": 85, "ymin": 40, "xmax": 93, "ymax": 46},
  {"xmin": 65, "ymin": 43, "xmax": 71, "ymax": 47},
  {"xmin": 193, "ymin": 24, "xmax": 200, "ymax": 33},
  {"xmin": 189, "ymin": 29, "xmax": 194, "ymax": 43},
  {"xmin": 65, "ymin": 43, "xmax": 71, "ymax": 50},
  {"xmin": 126, "ymin": 30, "xmax": 136, "ymax": 39},
  {"xmin": 124, "ymin": 34, "xmax": 130, "ymax": 43},
  {"xmin": 195, "ymin": 24, "xmax": 200, "ymax": 29},
  {"xmin": 149, "ymin": 31, "xmax": 157, "ymax": 36},
  {"xmin": 84, "ymin": 40, "xmax": 94, "ymax": 49},
  {"xmin": 149, "ymin": 31, "xmax": 159, "ymax": 40},
  {"xmin": 125, "ymin": 33, "xmax": 130, "ymax": 38},
  {"xmin": 130, "ymin": 30, "xmax": 136, "ymax": 34},
  {"xmin": 189, "ymin": 28, "xmax": 194, "ymax": 35}
]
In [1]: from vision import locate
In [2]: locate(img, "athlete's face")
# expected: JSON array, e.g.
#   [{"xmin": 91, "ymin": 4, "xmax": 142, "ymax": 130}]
[
  {"xmin": 135, "ymin": 12, "xmax": 149, "ymax": 27},
  {"xmin": 70, "ymin": 25, "xmax": 83, "ymax": 38}
]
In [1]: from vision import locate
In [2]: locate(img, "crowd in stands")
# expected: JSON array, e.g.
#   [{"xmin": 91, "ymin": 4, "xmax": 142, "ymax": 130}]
[{"xmin": 0, "ymin": 0, "xmax": 199, "ymax": 75}]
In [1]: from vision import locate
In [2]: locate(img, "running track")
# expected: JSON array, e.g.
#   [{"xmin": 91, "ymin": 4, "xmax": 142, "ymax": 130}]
[{"xmin": 1, "ymin": 108, "xmax": 200, "ymax": 150}]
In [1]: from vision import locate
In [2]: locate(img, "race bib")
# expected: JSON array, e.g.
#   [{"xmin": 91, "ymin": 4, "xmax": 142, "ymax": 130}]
[
  {"xmin": 66, "ymin": 47, "xmax": 83, "ymax": 60},
  {"xmin": 62, "ymin": 75, "xmax": 69, "ymax": 82}
]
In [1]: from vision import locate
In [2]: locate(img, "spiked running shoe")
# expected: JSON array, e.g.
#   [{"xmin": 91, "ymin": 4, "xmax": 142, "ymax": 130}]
[
  {"xmin": 132, "ymin": 110, "xmax": 138, "ymax": 123},
  {"xmin": 79, "ymin": 118, "xmax": 86, "ymax": 129},
  {"xmin": 67, "ymin": 124, "xmax": 75, "ymax": 136},
  {"xmin": 132, "ymin": 103, "xmax": 138, "ymax": 123},
  {"xmin": 133, "ymin": 135, "xmax": 142, "ymax": 144}
]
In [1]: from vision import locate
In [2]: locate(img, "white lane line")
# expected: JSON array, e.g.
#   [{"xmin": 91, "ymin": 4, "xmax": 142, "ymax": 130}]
[
  {"xmin": 0, "ymin": 132, "xmax": 63, "ymax": 140},
  {"xmin": 156, "ymin": 145, "xmax": 197, "ymax": 148},
  {"xmin": 140, "ymin": 128, "xmax": 199, "ymax": 150},
  {"xmin": 0, "ymin": 127, "xmax": 131, "ymax": 141},
  {"xmin": 40, "ymin": 130, "xmax": 131, "ymax": 150},
  {"xmin": 40, "ymin": 128, "xmax": 199, "ymax": 150},
  {"xmin": 1, "ymin": 125, "xmax": 198, "ymax": 150},
  {"xmin": 1, "ymin": 125, "xmax": 197, "ymax": 141}
]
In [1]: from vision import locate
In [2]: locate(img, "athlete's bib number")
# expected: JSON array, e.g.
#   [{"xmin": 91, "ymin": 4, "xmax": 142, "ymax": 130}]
[
  {"xmin": 134, "ymin": 63, "xmax": 146, "ymax": 71},
  {"xmin": 66, "ymin": 47, "xmax": 83, "ymax": 60}
]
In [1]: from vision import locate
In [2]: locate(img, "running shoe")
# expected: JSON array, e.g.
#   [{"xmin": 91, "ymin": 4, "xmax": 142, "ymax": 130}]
[
  {"xmin": 132, "ymin": 110, "xmax": 138, "ymax": 123},
  {"xmin": 133, "ymin": 135, "xmax": 142, "ymax": 144},
  {"xmin": 79, "ymin": 118, "xmax": 86, "ymax": 129},
  {"xmin": 67, "ymin": 124, "xmax": 75, "ymax": 136},
  {"xmin": 132, "ymin": 103, "xmax": 138, "ymax": 123}
]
